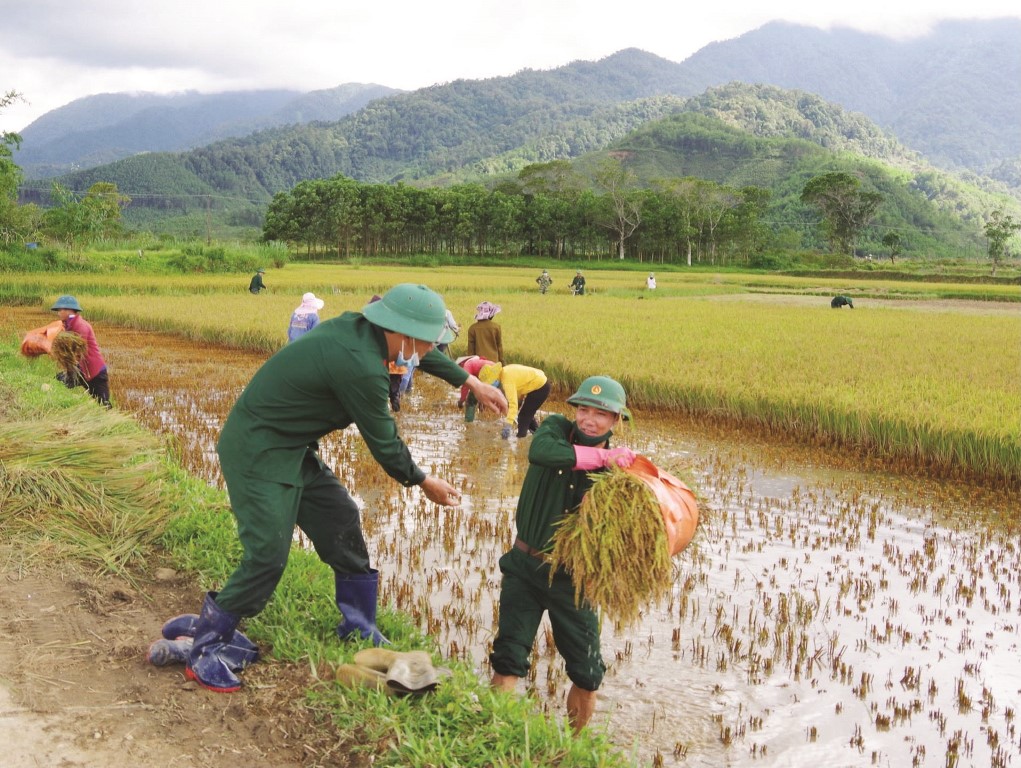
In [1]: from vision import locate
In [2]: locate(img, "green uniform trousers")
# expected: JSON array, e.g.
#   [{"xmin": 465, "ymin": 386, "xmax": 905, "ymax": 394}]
[
  {"xmin": 489, "ymin": 548, "xmax": 605, "ymax": 691},
  {"xmin": 215, "ymin": 450, "xmax": 371, "ymax": 617}
]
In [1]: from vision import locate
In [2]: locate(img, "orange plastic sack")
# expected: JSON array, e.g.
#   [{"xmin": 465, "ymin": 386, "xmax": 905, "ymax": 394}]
[
  {"xmin": 20, "ymin": 320, "xmax": 64, "ymax": 357},
  {"xmin": 624, "ymin": 455, "xmax": 699, "ymax": 556}
]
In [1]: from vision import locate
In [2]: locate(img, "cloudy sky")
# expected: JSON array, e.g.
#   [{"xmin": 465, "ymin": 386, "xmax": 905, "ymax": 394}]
[{"xmin": 2, "ymin": 0, "xmax": 1019, "ymax": 132}]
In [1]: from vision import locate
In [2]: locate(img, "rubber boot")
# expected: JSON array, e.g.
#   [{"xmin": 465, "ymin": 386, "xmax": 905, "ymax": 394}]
[
  {"xmin": 335, "ymin": 569, "xmax": 389, "ymax": 646},
  {"xmin": 184, "ymin": 592, "xmax": 244, "ymax": 692},
  {"xmin": 147, "ymin": 635, "xmax": 258, "ymax": 672},
  {"xmin": 160, "ymin": 613, "xmax": 260, "ymax": 660}
]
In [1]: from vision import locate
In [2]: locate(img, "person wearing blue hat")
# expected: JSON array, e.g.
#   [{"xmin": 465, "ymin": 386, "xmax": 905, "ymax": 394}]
[
  {"xmin": 152, "ymin": 284, "xmax": 507, "ymax": 693},
  {"xmin": 50, "ymin": 294, "xmax": 111, "ymax": 407}
]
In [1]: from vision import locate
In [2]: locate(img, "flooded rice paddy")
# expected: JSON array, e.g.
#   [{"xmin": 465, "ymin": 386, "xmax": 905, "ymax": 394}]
[{"xmin": 88, "ymin": 319, "xmax": 1021, "ymax": 767}]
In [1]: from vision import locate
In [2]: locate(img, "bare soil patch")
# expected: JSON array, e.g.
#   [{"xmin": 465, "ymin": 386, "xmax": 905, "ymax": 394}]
[{"xmin": 0, "ymin": 546, "xmax": 347, "ymax": 768}]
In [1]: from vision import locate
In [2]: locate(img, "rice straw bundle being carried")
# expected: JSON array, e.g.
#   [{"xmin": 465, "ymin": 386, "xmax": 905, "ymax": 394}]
[
  {"xmin": 547, "ymin": 455, "xmax": 699, "ymax": 627},
  {"xmin": 50, "ymin": 331, "xmax": 87, "ymax": 383}
]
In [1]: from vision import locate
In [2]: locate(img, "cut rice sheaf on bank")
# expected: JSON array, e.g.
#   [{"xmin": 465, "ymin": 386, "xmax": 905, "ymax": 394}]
[{"xmin": 547, "ymin": 467, "xmax": 673, "ymax": 627}]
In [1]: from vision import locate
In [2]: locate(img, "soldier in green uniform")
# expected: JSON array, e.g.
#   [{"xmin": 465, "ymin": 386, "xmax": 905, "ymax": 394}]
[
  {"xmin": 159, "ymin": 284, "xmax": 507, "ymax": 693},
  {"xmin": 248, "ymin": 267, "xmax": 266, "ymax": 293},
  {"xmin": 569, "ymin": 270, "xmax": 586, "ymax": 295},
  {"xmin": 489, "ymin": 375, "xmax": 635, "ymax": 732},
  {"xmin": 536, "ymin": 269, "xmax": 552, "ymax": 294}
]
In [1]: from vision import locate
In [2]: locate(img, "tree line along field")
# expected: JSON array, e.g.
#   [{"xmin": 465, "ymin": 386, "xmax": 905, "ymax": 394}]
[{"xmin": 8, "ymin": 264, "xmax": 1019, "ymax": 488}]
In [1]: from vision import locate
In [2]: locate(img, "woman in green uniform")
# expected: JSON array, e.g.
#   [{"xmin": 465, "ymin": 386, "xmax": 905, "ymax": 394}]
[
  {"xmin": 489, "ymin": 375, "xmax": 635, "ymax": 732},
  {"xmin": 160, "ymin": 284, "xmax": 506, "ymax": 693}
]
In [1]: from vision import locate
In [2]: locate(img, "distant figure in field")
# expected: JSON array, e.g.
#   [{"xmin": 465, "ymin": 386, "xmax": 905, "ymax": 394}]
[
  {"xmin": 287, "ymin": 292, "xmax": 324, "ymax": 343},
  {"xmin": 830, "ymin": 295, "xmax": 854, "ymax": 309},
  {"xmin": 436, "ymin": 308, "xmax": 461, "ymax": 358},
  {"xmin": 646, "ymin": 273, "xmax": 657, "ymax": 290},
  {"xmin": 536, "ymin": 270, "xmax": 553, "ymax": 294},
  {"xmin": 249, "ymin": 268, "xmax": 267, "ymax": 294},
  {"xmin": 570, "ymin": 271, "xmax": 586, "ymax": 296},
  {"xmin": 466, "ymin": 301, "xmax": 504, "ymax": 364}
]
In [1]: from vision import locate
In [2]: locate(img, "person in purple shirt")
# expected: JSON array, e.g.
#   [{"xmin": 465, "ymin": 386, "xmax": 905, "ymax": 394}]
[{"xmin": 287, "ymin": 292, "xmax": 325, "ymax": 342}]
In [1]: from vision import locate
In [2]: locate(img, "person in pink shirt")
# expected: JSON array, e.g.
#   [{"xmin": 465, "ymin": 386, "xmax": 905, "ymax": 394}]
[{"xmin": 50, "ymin": 294, "xmax": 110, "ymax": 407}]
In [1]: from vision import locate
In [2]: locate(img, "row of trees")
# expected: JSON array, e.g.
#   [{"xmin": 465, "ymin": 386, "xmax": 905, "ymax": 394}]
[
  {"xmin": 2, "ymin": 92, "xmax": 130, "ymax": 252},
  {"xmin": 5, "ymin": 87, "xmax": 1015, "ymax": 267},
  {"xmin": 263, "ymin": 159, "xmax": 895, "ymax": 264}
]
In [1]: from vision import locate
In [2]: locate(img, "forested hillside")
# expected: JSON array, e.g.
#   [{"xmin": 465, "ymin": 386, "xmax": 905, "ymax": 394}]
[
  {"xmin": 21, "ymin": 78, "xmax": 1012, "ymax": 255},
  {"xmin": 14, "ymin": 83, "xmax": 400, "ymax": 179},
  {"xmin": 679, "ymin": 19, "xmax": 1021, "ymax": 177},
  {"xmin": 256, "ymin": 103, "xmax": 998, "ymax": 264},
  {"xmin": 14, "ymin": 18, "xmax": 1019, "ymax": 188},
  {"xmin": 12, "ymin": 19, "xmax": 1020, "ymax": 254}
]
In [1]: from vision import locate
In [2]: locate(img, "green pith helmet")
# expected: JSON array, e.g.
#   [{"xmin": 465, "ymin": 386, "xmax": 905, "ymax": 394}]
[
  {"xmin": 51, "ymin": 294, "xmax": 83, "ymax": 312},
  {"xmin": 567, "ymin": 375, "xmax": 630, "ymax": 420},
  {"xmin": 362, "ymin": 284, "xmax": 455, "ymax": 344}
]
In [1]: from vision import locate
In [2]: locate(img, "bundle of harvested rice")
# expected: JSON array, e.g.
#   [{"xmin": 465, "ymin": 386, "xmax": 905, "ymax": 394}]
[
  {"xmin": 0, "ymin": 401, "xmax": 169, "ymax": 573},
  {"xmin": 547, "ymin": 466, "xmax": 675, "ymax": 627},
  {"xmin": 50, "ymin": 331, "xmax": 87, "ymax": 381}
]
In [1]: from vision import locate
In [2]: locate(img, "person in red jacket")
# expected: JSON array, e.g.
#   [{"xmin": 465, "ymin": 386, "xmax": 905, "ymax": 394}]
[{"xmin": 50, "ymin": 294, "xmax": 111, "ymax": 407}]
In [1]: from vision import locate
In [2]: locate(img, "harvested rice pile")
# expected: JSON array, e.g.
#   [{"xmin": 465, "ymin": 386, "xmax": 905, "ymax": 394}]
[
  {"xmin": 0, "ymin": 401, "xmax": 169, "ymax": 573},
  {"xmin": 51, "ymin": 330, "xmax": 87, "ymax": 381},
  {"xmin": 547, "ymin": 467, "xmax": 673, "ymax": 627}
]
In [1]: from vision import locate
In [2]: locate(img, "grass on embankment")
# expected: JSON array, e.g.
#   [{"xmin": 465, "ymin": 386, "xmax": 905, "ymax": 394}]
[{"xmin": 0, "ymin": 340, "xmax": 632, "ymax": 768}]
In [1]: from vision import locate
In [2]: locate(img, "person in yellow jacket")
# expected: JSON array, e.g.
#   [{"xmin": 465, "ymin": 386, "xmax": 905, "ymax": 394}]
[{"xmin": 479, "ymin": 362, "xmax": 550, "ymax": 439}]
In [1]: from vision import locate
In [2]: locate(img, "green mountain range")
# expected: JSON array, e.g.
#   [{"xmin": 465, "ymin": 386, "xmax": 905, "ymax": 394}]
[{"xmin": 13, "ymin": 18, "xmax": 1020, "ymax": 247}]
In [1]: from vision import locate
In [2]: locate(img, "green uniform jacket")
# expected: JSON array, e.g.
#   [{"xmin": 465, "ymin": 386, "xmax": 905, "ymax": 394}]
[
  {"xmin": 514, "ymin": 413, "xmax": 610, "ymax": 554},
  {"xmin": 216, "ymin": 311, "xmax": 468, "ymax": 487}
]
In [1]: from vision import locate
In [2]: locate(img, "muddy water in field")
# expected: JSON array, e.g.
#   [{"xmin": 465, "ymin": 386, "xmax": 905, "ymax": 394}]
[{"xmin": 49, "ymin": 315, "xmax": 1020, "ymax": 767}]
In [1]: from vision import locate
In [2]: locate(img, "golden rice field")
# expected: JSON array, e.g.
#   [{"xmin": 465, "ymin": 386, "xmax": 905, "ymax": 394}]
[{"xmin": 9, "ymin": 264, "xmax": 1020, "ymax": 487}]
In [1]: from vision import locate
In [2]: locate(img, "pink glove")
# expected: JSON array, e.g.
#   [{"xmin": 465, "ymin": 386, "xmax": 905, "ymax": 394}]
[{"xmin": 573, "ymin": 445, "xmax": 636, "ymax": 470}]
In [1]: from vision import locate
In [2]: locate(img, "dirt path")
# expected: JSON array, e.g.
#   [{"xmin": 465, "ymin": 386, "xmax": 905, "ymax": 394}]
[{"xmin": 0, "ymin": 545, "xmax": 346, "ymax": 768}]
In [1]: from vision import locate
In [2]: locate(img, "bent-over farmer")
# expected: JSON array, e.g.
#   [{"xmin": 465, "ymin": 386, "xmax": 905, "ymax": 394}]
[{"xmin": 156, "ymin": 284, "xmax": 507, "ymax": 692}]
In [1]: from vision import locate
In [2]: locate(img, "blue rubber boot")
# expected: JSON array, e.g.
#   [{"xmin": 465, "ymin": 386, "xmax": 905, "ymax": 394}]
[
  {"xmin": 161, "ymin": 613, "xmax": 259, "ymax": 659},
  {"xmin": 147, "ymin": 635, "xmax": 258, "ymax": 671},
  {"xmin": 184, "ymin": 592, "xmax": 244, "ymax": 692},
  {"xmin": 335, "ymin": 570, "xmax": 389, "ymax": 646}
]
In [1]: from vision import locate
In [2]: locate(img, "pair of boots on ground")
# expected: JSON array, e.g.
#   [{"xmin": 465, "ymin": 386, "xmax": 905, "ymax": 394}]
[
  {"xmin": 148, "ymin": 570, "xmax": 387, "ymax": 693},
  {"xmin": 336, "ymin": 648, "xmax": 450, "ymax": 696}
]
